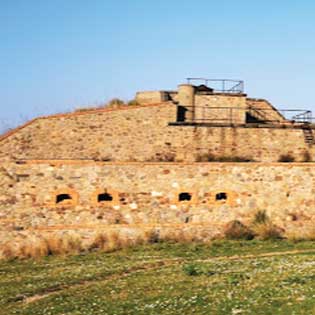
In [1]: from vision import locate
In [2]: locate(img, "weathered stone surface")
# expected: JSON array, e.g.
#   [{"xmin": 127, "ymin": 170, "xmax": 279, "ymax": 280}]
[
  {"xmin": 0, "ymin": 161, "xmax": 315, "ymax": 233},
  {"xmin": 0, "ymin": 102, "xmax": 313, "ymax": 163}
]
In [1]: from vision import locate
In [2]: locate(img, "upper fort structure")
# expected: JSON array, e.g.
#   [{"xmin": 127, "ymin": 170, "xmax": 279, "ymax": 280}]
[
  {"xmin": 1, "ymin": 78, "xmax": 314, "ymax": 163},
  {"xmin": 1, "ymin": 79, "xmax": 315, "ymax": 239}
]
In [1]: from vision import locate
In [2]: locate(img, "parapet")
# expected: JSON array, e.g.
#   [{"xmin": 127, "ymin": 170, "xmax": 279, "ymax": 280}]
[{"xmin": 135, "ymin": 91, "xmax": 171, "ymax": 105}]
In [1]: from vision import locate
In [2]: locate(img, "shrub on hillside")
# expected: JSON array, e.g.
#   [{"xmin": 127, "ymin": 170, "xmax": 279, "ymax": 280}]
[
  {"xmin": 106, "ymin": 98, "xmax": 125, "ymax": 108},
  {"xmin": 224, "ymin": 220, "xmax": 255, "ymax": 240},
  {"xmin": 252, "ymin": 223, "xmax": 283, "ymax": 240},
  {"xmin": 183, "ymin": 264, "xmax": 202, "ymax": 276},
  {"xmin": 127, "ymin": 99, "xmax": 139, "ymax": 106},
  {"xmin": 251, "ymin": 210, "xmax": 283, "ymax": 240}
]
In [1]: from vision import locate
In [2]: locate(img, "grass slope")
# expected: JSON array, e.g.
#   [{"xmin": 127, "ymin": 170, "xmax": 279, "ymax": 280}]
[{"xmin": 2, "ymin": 240, "xmax": 315, "ymax": 314}]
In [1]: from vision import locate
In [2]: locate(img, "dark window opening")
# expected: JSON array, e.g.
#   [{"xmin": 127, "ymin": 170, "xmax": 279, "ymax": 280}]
[
  {"xmin": 246, "ymin": 112, "xmax": 264, "ymax": 124},
  {"xmin": 98, "ymin": 193, "xmax": 113, "ymax": 202},
  {"xmin": 177, "ymin": 106, "xmax": 188, "ymax": 122},
  {"xmin": 179, "ymin": 192, "xmax": 192, "ymax": 202},
  {"xmin": 216, "ymin": 192, "xmax": 227, "ymax": 201},
  {"xmin": 56, "ymin": 194, "xmax": 72, "ymax": 204}
]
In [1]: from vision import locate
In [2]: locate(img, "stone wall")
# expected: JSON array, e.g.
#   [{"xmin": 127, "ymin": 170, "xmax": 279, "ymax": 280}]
[
  {"xmin": 0, "ymin": 103, "xmax": 177, "ymax": 162},
  {"xmin": 194, "ymin": 94, "xmax": 247, "ymax": 124},
  {"xmin": 246, "ymin": 98, "xmax": 286, "ymax": 122},
  {"xmin": 0, "ymin": 102, "xmax": 313, "ymax": 162},
  {"xmin": 1, "ymin": 161, "xmax": 315, "ymax": 234},
  {"xmin": 135, "ymin": 91, "xmax": 169, "ymax": 104}
]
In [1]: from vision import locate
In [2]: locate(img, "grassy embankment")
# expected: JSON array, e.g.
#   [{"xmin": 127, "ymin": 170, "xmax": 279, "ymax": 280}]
[{"xmin": 2, "ymin": 240, "xmax": 315, "ymax": 314}]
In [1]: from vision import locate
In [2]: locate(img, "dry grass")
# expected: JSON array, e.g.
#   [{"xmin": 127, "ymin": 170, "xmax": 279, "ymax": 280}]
[
  {"xmin": 250, "ymin": 210, "xmax": 283, "ymax": 240},
  {"xmin": 286, "ymin": 228, "xmax": 315, "ymax": 242},
  {"xmin": 0, "ymin": 220, "xmax": 297, "ymax": 261},
  {"xmin": 0, "ymin": 232, "xmax": 85, "ymax": 260},
  {"xmin": 0, "ymin": 227, "xmax": 218, "ymax": 261},
  {"xmin": 74, "ymin": 98, "xmax": 128, "ymax": 113},
  {"xmin": 159, "ymin": 228, "xmax": 213, "ymax": 243},
  {"xmin": 251, "ymin": 223, "xmax": 283, "ymax": 240},
  {"xmin": 0, "ymin": 229, "xmax": 159, "ymax": 260}
]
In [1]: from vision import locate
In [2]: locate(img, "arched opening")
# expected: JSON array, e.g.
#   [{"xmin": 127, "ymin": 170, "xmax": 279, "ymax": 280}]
[
  {"xmin": 98, "ymin": 192, "xmax": 113, "ymax": 203},
  {"xmin": 92, "ymin": 189, "xmax": 118, "ymax": 206},
  {"xmin": 56, "ymin": 193, "xmax": 72, "ymax": 204},
  {"xmin": 178, "ymin": 192, "xmax": 192, "ymax": 202},
  {"xmin": 216, "ymin": 192, "xmax": 227, "ymax": 201}
]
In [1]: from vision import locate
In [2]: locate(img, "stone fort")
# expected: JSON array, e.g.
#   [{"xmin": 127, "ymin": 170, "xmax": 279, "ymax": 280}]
[{"xmin": 1, "ymin": 78, "xmax": 315, "ymax": 238}]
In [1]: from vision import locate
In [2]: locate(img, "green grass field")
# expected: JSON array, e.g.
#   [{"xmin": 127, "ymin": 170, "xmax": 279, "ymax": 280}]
[{"xmin": 2, "ymin": 240, "xmax": 315, "ymax": 315}]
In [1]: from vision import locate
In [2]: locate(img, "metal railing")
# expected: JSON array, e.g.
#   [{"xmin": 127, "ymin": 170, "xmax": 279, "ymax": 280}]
[
  {"xmin": 248, "ymin": 108, "xmax": 314, "ymax": 124},
  {"xmin": 186, "ymin": 78, "xmax": 244, "ymax": 94},
  {"xmin": 175, "ymin": 105, "xmax": 315, "ymax": 125}
]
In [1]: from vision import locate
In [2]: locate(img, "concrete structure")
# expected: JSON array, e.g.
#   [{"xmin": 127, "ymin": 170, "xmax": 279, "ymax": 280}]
[{"xmin": 1, "ymin": 79, "xmax": 315, "ymax": 239}]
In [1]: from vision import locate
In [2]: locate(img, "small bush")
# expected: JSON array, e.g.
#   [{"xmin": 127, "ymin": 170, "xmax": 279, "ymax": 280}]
[
  {"xmin": 145, "ymin": 229, "xmax": 160, "ymax": 243},
  {"xmin": 286, "ymin": 228, "xmax": 315, "ymax": 242},
  {"xmin": 224, "ymin": 220, "xmax": 255, "ymax": 240},
  {"xmin": 127, "ymin": 99, "xmax": 139, "ymax": 106},
  {"xmin": 75, "ymin": 106, "xmax": 101, "ymax": 112},
  {"xmin": 195, "ymin": 153, "xmax": 216, "ymax": 162},
  {"xmin": 183, "ymin": 263, "xmax": 217, "ymax": 277},
  {"xmin": 252, "ymin": 223, "xmax": 283, "ymax": 240},
  {"xmin": 107, "ymin": 98, "xmax": 125, "ymax": 108},
  {"xmin": 227, "ymin": 273, "xmax": 250, "ymax": 285},
  {"xmin": 159, "ymin": 229, "xmax": 197, "ymax": 243},
  {"xmin": 251, "ymin": 210, "xmax": 283, "ymax": 240},
  {"xmin": 253, "ymin": 210, "xmax": 268, "ymax": 224},
  {"xmin": 91, "ymin": 232, "xmax": 109, "ymax": 250},
  {"xmin": 216, "ymin": 156, "xmax": 254, "ymax": 162},
  {"xmin": 278, "ymin": 154, "xmax": 295, "ymax": 162},
  {"xmin": 183, "ymin": 264, "xmax": 201, "ymax": 276},
  {"xmin": 195, "ymin": 154, "xmax": 254, "ymax": 162}
]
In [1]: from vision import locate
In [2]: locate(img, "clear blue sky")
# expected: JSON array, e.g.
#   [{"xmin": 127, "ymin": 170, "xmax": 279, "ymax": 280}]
[{"xmin": 1, "ymin": 0, "xmax": 315, "ymax": 131}]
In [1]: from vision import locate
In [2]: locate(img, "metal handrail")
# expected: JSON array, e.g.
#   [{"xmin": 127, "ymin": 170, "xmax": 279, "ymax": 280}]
[
  {"xmin": 176, "ymin": 105, "xmax": 315, "ymax": 124},
  {"xmin": 186, "ymin": 78, "xmax": 244, "ymax": 94}
]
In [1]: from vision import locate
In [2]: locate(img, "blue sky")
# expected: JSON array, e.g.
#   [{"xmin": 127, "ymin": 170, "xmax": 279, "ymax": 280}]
[{"xmin": 1, "ymin": 0, "xmax": 315, "ymax": 131}]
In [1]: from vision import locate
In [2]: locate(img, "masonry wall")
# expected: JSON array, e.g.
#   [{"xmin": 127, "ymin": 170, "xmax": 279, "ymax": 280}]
[
  {"xmin": 1, "ymin": 161, "xmax": 315, "ymax": 234},
  {"xmin": 194, "ymin": 94, "xmax": 247, "ymax": 124},
  {"xmin": 0, "ymin": 103, "xmax": 177, "ymax": 162},
  {"xmin": 0, "ymin": 103, "xmax": 313, "ymax": 162},
  {"xmin": 246, "ymin": 98, "xmax": 286, "ymax": 122}
]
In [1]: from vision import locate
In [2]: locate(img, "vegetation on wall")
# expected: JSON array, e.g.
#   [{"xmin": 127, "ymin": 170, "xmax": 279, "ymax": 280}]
[
  {"xmin": 74, "ymin": 98, "xmax": 139, "ymax": 112},
  {"xmin": 278, "ymin": 154, "xmax": 295, "ymax": 162},
  {"xmin": 196, "ymin": 153, "xmax": 255, "ymax": 162},
  {"xmin": 224, "ymin": 210, "xmax": 283, "ymax": 241}
]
